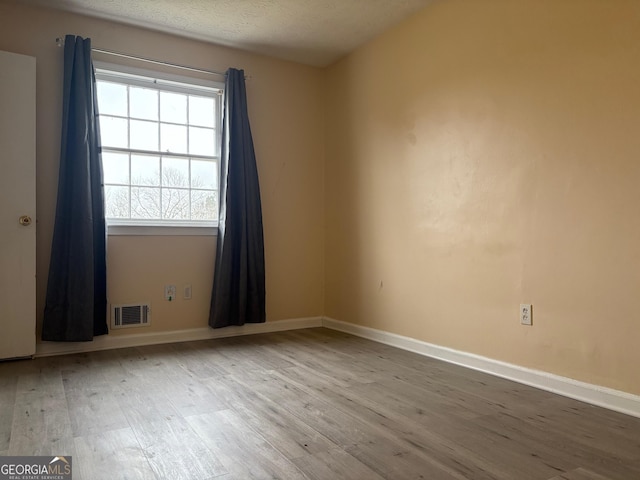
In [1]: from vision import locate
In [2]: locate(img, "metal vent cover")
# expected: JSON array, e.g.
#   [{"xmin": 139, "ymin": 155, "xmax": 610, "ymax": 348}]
[{"xmin": 111, "ymin": 303, "xmax": 151, "ymax": 329}]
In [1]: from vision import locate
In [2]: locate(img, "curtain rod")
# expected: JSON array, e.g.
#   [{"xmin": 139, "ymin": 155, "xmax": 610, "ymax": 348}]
[{"xmin": 55, "ymin": 37, "xmax": 229, "ymax": 78}]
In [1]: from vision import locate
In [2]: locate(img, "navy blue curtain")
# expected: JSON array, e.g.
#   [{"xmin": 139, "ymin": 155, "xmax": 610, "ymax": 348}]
[
  {"xmin": 209, "ymin": 68, "xmax": 266, "ymax": 328},
  {"xmin": 42, "ymin": 35, "xmax": 108, "ymax": 341}
]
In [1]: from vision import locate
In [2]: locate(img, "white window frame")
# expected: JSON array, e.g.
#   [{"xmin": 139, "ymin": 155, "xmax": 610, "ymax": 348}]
[{"xmin": 94, "ymin": 62, "xmax": 223, "ymax": 236}]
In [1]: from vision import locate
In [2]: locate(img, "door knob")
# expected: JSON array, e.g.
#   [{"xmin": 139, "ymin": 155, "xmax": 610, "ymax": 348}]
[{"xmin": 19, "ymin": 215, "xmax": 32, "ymax": 226}]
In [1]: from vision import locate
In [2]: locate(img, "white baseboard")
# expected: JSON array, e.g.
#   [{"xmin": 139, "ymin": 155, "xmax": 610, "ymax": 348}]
[
  {"xmin": 322, "ymin": 317, "xmax": 640, "ymax": 419},
  {"xmin": 36, "ymin": 317, "xmax": 323, "ymax": 357}
]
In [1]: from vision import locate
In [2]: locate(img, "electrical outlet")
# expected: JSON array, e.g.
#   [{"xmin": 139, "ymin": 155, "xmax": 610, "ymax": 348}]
[
  {"xmin": 183, "ymin": 284, "xmax": 192, "ymax": 300},
  {"xmin": 520, "ymin": 304, "xmax": 532, "ymax": 326},
  {"xmin": 164, "ymin": 284, "xmax": 176, "ymax": 301}
]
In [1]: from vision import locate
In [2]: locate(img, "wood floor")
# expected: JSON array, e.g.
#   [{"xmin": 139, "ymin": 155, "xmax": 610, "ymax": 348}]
[{"xmin": 1, "ymin": 328, "xmax": 639, "ymax": 479}]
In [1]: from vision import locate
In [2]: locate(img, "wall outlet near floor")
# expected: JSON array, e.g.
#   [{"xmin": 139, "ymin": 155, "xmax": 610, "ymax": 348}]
[
  {"xmin": 183, "ymin": 284, "xmax": 192, "ymax": 300},
  {"xmin": 520, "ymin": 304, "xmax": 532, "ymax": 326},
  {"xmin": 164, "ymin": 284, "xmax": 176, "ymax": 301}
]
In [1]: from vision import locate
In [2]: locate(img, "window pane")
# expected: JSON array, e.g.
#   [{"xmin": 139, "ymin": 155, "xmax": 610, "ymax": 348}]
[
  {"xmin": 191, "ymin": 190, "xmax": 218, "ymax": 221},
  {"xmin": 131, "ymin": 155, "xmax": 160, "ymax": 186},
  {"xmin": 162, "ymin": 157, "xmax": 189, "ymax": 187},
  {"xmin": 96, "ymin": 69, "xmax": 220, "ymax": 226},
  {"xmin": 160, "ymin": 92, "xmax": 187, "ymax": 123},
  {"xmin": 191, "ymin": 160, "xmax": 216, "ymax": 189},
  {"xmin": 102, "ymin": 152, "xmax": 129, "ymax": 185},
  {"xmin": 130, "ymin": 120, "xmax": 159, "ymax": 151},
  {"xmin": 97, "ymin": 82, "xmax": 127, "ymax": 116},
  {"xmin": 189, "ymin": 127, "xmax": 215, "ymax": 156},
  {"xmin": 160, "ymin": 123, "xmax": 187, "ymax": 154},
  {"xmin": 130, "ymin": 87, "xmax": 158, "ymax": 120},
  {"xmin": 100, "ymin": 116, "xmax": 128, "ymax": 148},
  {"xmin": 189, "ymin": 96, "xmax": 214, "ymax": 127},
  {"xmin": 131, "ymin": 187, "xmax": 161, "ymax": 219},
  {"xmin": 162, "ymin": 188, "xmax": 190, "ymax": 219},
  {"xmin": 105, "ymin": 186, "xmax": 129, "ymax": 218}
]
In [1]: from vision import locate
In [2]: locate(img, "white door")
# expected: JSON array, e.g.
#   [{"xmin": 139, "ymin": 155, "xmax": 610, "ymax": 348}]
[{"xmin": 0, "ymin": 50, "xmax": 36, "ymax": 359}]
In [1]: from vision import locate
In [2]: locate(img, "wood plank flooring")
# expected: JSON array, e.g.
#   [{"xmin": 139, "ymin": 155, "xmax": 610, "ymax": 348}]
[{"xmin": 1, "ymin": 327, "xmax": 639, "ymax": 479}]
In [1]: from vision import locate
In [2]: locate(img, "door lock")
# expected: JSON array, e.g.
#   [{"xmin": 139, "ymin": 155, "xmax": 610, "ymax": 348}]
[{"xmin": 19, "ymin": 215, "xmax": 32, "ymax": 226}]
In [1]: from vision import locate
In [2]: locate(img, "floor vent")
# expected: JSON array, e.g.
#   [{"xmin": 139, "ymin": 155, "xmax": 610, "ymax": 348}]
[{"xmin": 111, "ymin": 303, "xmax": 151, "ymax": 329}]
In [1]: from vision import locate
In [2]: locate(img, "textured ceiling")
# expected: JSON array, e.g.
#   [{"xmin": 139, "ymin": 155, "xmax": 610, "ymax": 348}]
[{"xmin": 15, "ymin": 0, "xmax": 431, "ymax": 66}]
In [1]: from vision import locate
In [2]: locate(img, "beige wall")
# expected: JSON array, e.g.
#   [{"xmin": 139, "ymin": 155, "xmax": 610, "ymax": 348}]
[
  {"xmin": 0, "ymin": 2, "xmax": 325, "ymax": 337},
  {"xmin": 325, "ymin": 0, "xmax": 640, "ymax": 395}
]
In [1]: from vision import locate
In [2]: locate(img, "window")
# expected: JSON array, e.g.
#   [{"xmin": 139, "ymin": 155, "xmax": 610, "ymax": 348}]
[{"xmin": 95, "ymin": 64, "xmax": 222, "ymax": 230}]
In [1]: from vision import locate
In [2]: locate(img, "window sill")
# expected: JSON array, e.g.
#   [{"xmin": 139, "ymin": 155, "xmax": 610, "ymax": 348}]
[{"xmin": 107, "ymin": 223, "xmax": 218, "ymax": 236}]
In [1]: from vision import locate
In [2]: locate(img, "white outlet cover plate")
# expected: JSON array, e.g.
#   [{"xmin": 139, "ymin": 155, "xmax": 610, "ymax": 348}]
[
  {"xmin": 520, "ymin": 304, "xmax": 532, "ymax": 325},
  {"xmin": 165, "ymin": 285, "xmax": 176, "ymax": 300}
]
